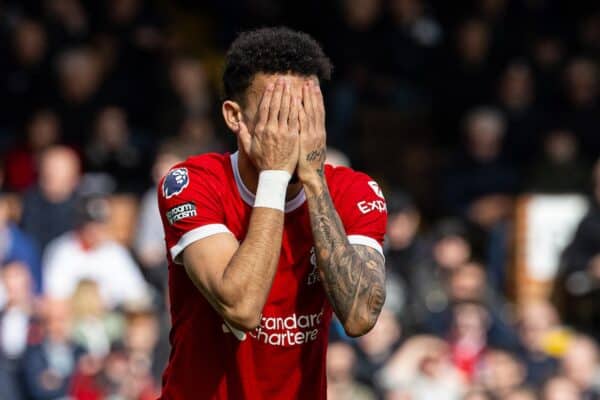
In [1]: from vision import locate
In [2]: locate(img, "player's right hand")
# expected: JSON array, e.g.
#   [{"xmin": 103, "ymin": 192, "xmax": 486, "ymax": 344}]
[{"xmin": 239, "ymin": 77, "xmax": 300, "ymax": 175}]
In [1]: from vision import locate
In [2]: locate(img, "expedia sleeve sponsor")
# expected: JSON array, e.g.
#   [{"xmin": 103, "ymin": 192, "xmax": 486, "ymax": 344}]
[{"xmin": 166, "ymin": 202, "xmax": 197, "ymax": 225}]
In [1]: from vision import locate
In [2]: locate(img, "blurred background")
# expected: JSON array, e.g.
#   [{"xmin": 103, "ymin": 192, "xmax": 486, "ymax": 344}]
[{"xmin": 0, "ymin": 0, "xmax": 599, "ymax": 399}]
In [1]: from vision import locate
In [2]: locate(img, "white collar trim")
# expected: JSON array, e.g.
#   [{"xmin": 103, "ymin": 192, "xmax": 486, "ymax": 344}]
[{"xmin": 230, "ymin": 152, "xmax": 306, "ymax": 213}]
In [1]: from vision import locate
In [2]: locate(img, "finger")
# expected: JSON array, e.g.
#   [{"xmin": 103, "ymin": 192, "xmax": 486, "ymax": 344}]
[
  {"xmin": 268, "ymin": 78, "xmax": 284, "ymax": 126},
  {"xmin": 278, "ymin": 79, "xmax": 291, "ymax": 126},
  {"xmin": 288, "ymin": 95, "xmax": 300, "ymax": 133},
  {"xmin": 313, "ymin": 82, "xmax": 325, "ymax": 124},
  {"xmin": 256, "ymin": 82, "xmax": 275, "ymax": 130},
  {"xmin": 298, "ymin": 100, "xmax": 308, "ymax": 134},
  {"xmin": 302, "ymin": 81, "xmax": 314, "ymax": 121},
  {"xmin": 237, "ymin": 121, "xmax": 252, "ymax": 155}
]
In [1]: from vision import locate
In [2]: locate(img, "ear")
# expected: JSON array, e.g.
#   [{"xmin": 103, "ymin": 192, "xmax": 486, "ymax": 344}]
[{"xmin": 222, "ymin": 100, "xmax": 251, "ymax": 154}]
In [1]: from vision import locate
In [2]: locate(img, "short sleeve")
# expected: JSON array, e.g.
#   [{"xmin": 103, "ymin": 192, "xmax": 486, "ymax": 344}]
[
  {"xmin": 333, "ymin": 172, "xmax": 387, "ymax": 256},
  {"xmin": 158, "ymin": 164, "xmax": 232, "ymax": 264}
]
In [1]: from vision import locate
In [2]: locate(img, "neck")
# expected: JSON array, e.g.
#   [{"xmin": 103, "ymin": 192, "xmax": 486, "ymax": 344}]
[{"xmin": 237, "ymin": 150, "xmax": 303, "ymax": 200}]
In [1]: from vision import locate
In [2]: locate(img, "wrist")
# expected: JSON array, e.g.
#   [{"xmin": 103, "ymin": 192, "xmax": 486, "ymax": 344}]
[
  {"xmin": 301, "ymin": 171, "xmax": 326, "ymax": 193},
  {"xmin": 254, "ymin": 170, "xmax": 291, "ymax": 211}
]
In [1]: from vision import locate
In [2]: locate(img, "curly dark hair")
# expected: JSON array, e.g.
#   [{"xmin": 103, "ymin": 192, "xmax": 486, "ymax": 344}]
[{"xmin": 223, "ymin": 27, "xmax": 333, "ymax": 102}]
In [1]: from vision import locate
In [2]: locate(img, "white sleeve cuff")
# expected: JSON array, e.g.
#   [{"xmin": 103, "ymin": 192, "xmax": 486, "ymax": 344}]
[
  {"xmin": 170, "ymin": 224, "xmax": 233, "ymax": 264},
  {"xmin": 347, "ymin": 235, "xmax": 384, "ymax": 257}
]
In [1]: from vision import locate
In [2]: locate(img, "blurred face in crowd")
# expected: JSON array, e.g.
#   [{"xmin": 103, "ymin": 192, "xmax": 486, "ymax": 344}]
[
  {"xmin": 533, "ymin": 37, "xmax": 563, "ymax": 69},
  {"xmin": 14, "ymin": 19, "xmax": 47, "ymax": 65},
  {"xmin": 480, "ymin": 349, "xmax": 526, "ymax": 397},
  {"xmin": 562, "ymin": 336, "xmax": 600, "ymax": 390},
  {"xmin": 327, "ymin": 341, "xmax": 356, "ymax": 384},
  {"xmin": 125, "ymin": 313, "xmax": 159, "ymax": 356},
  {"xmin": 0, "ymin": 196, "xmax": 8, "ymax": 226},
  {"xmin": 343, "ymin": 0, "xmax": 381, "ymax": 30},
  {"xmin": 542, "ymin": 376, "xmax": 580, "ymax": 400},
  {"xmin": 502, "ymin": 388, "xmax": 537, "ymax": 400},
  {"xmin": 179, "ymin": 116, "xmax": 216, "ymax": 149},
  {"xmin": 448, "ymin": 262, "xmax": 486, "ymax": 302},
  {"xmin": 39, "ymin": 146, "xmax": 80, "ymax": 202},
  {"xmin": 517, "ymin": 300, "xmax": 559, "ymax": 353},
  {"xmin": 170, "ymin": 58, "xmax": 210, "ymax": 105},
  {"xmin": 358, "ymin": 308, "xmax": 401, "ymax": 358},
  {"xmin": 109, "ymin": 0, "xmax": 141, "ymax": 24},
  {"xmin": 543, "ymin": 130, "xmax": 577, "ymax": 164},
  {"xmin": 152, "ymin": 150, "xmax": 185, "ymax": 184},
  {"xmin": 57, "ymin": 48, "xmax": 103, "ymax": 103},
  {"xmin": 94, "ymin": 107, "xmax": 129, "ymax": 150},
  {"xmin": 390, "ymin": 0, "xmax": 423, "ymax": 24},
  {"xmin": 464, "ymin": 390, "xmax": 493, "ymax": 400},
  {"xmin": 433, "ymin": 235, "xmax": 471, "ymax": 270},
  {"xmin": 28, "ymin": 110, "xmax": 60, "ymax": 151},
  {"xmin": 71, "ymin": 280, "xmax": 105, "ymax": 319},
  {"xmin": 457, "ymin": 19, "xmax": 490, "ymax": 64},
  {"xmin": 565, "ymin": 58, "xmax": 598, "ymax": 107},
  {"xmin": 387, "ymin": 208, "xmax": 420, "ymax": 250},
  {"xmin": 43, "ymin": 298, "xmax": 73, "ymax": 343},
  {"xmin": 452, "ymin": 303, "xmax": 488, "ymax": 343},
  {"xmin": 1, "ymin": 262, "xmax": 33, "ymax": 308},
  {"xmin": 499, "ymin": 63, "xmax": 533, "ymax": 110},
  {"xmin": 465, "ymin": 109, "xmax": 505, "ymax": 162}
]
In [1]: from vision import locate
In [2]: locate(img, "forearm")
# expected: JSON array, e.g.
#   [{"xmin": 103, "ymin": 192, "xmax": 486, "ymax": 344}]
[
  {"xmin": 303, "ymin": 175, "xmax": 386, "ymax": 336},
  {"xmin": 220, "ymin": 207, "xmax": 284, "ymax": 321}
]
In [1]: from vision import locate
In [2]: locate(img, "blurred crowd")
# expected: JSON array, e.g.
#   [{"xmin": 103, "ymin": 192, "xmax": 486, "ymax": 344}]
[{"xmin": 0, "ymin": 0, "xmax": 600, "ymax": 399}]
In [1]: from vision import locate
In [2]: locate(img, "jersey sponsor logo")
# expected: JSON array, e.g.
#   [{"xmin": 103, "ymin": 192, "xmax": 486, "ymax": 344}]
[
  {"xmin": 163, "ymin": 168, "xmax": 189, "ymax": 198},
  {"xmin": 221, "ymin": 308, "xmax": 325, "ymax": 347},
  {"xmin": 166, "ymin": 202, "xmax": 197, "ymax": 225},
  {"xmin": 357, "ymin": 200, "xmax": 387, "ymax": 214},
  {"xmin": 368, "ymin": 181, "xmax": 385, "ymax": 199}
]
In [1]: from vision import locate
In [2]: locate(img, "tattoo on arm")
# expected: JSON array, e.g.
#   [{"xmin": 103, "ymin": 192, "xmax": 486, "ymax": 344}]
[{"xmin": 306, "ymin": 183, "xmax": 385, "ymax": 331}]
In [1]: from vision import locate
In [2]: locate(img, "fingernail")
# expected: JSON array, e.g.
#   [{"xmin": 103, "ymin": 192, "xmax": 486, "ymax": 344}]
[{"xmin": 267, "ymin": 83, "xmax": 274, "ymax": 90}]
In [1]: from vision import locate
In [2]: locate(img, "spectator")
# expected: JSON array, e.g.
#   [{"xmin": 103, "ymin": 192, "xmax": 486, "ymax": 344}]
[
  {"xmin": 43, "ymin": 195, "xmax": 150, "ymax": 309},
  {"xmin": 541, "ymin": 375, "xmax": 581, "ymax": 400},
  {"xmin": 516, "ymin": 300, "xmax": 561, "ymax": 387},
  {"xmin": 0, "ymin": 262, "xmax": 35, "ymax": 400},
  {"xmin": 379, "ymin": 335, "xmax": 465, "ymax": 399},
  {"xmin": 54, "ymin": 47, "xmax": 104, "ymax": 144},
  {"xmin": 327, "ymin": 340, "xmax": 377, "ymax": 400},
  {"xmin": 354, "ymin": 308, "xmax": 402, "ymax": 393},
  {"xmin": 561, "ymin": 335, "xmax": 600, "ymax": 398},
  {"xmin": 1, "ymin": 18, "xmax": 51, "ymax": 130},
  {"xmin": 562, "ymin": 58, "xmax": 600, "ymax": 160},
  {"xmin": 497, "ymin": 62, "xmax": 545, "ymax": 166},
  {"xmin": 70, "ymin": 279, "xmax": 124, "ymax": 358},
  {"xmin": 501, "ymin": 387, "xmax": 538, "ymax": 400},
  {"xmin": 443, "ymin": 107, "xmax": 517, "ymax": 228},
  {"xmin": 21, "ymin": 146, "xmax": 80, "ymax": 251},
  {"xmin": 526, "ymin": 129, "xmax": 589, "ymax": 194},
  {"xmin": 83, "ymin": 106, "xmax": 148, "ymax": 193},
  {"xmin": 21, "ymin": 298, "xmax": 84, "ymax": 400},
  {"xmin": 0, "ymin": 193, "xmax": 42, "ymax": 294},
  {"xmin": 478, "ymin": 348, "xmax": 527, "ymax": 398},
  {"xmin": 160, "ymin": 56, "xmax": 212, "ymax": 133},
  {"xmin": 3, "ymin": 109, "xmax": 61, "ymax": 192},
  {"xmin": 175, "ymin": 114, "xmax": 222, "ymax": 156},
  {"xmin": 557, "ymin": 159, "xmax": 600, "ymax": 337}
]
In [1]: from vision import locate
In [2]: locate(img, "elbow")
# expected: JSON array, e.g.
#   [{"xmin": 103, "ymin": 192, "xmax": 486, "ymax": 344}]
[
  {"xmin": 223, "ymin": 305, "xmax": 262, "ymax": 332},
  {"xmin": 342, "ymin": 317, "xmax": 377, "ymax": 338}
]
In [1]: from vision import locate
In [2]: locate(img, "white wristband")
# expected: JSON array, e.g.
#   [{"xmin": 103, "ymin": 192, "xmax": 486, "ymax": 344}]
[{"xmin": 254, "ymin": 170, "xmax": 291, "ymax": 211}]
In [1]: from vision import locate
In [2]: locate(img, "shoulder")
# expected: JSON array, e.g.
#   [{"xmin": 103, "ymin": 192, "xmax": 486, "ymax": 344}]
[
  {"xmin": 325, "ymin": 164, "xmax": 384, "ymax": 198},
  {"xmin": 159, "ymin": 152, "xmax": 231, "ymax": 199}
]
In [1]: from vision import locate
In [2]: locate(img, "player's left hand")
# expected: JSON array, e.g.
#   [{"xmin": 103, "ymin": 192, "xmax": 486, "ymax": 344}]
[{"xmin": 297, "ymin": 80, "xmax": 327, "ymax": 184}]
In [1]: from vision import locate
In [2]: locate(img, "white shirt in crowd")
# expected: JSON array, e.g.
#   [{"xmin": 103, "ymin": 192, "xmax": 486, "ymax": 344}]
[{"xmin": 43, "ymin": 232, "xmax": 150, "ymax": 308}]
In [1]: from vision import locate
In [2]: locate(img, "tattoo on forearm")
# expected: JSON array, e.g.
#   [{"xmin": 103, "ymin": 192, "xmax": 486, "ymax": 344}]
[{"xmin": 306, "ymin": 182, "xmax": 385, "ymax": 331}]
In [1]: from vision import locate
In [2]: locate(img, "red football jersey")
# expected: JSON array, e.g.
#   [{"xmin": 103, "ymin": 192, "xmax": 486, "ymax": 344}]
[{"xmin": 157, "ymin": 152, "xmax": 387, "ymax": 400}]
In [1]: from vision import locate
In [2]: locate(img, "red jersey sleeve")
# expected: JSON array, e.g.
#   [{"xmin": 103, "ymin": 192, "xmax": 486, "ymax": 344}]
[
  {"xmin": 158, "ymin": 163, "xmax": 231, "ymax": 264},
  {"xmin": 330, "ymin": 168, "xmax": 387, "ymax": 256}
]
